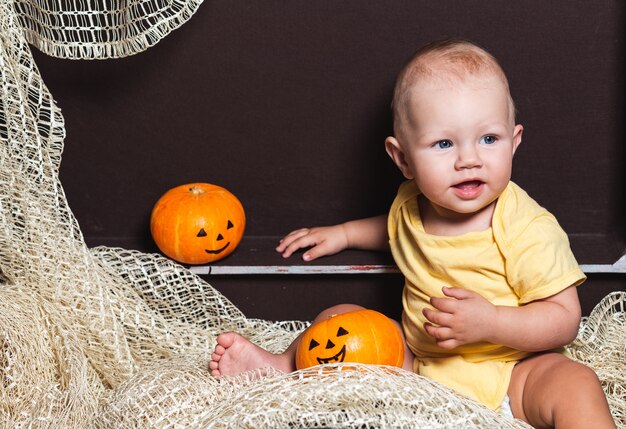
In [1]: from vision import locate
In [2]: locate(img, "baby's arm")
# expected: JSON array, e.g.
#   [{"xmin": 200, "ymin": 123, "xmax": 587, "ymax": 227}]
[
  {"xmin": 276, "ymin": 215, "xmax": 389, "ymax": 261},
  {"xmin": 423, "ymin": 285, "xmax": 581, "ymax": 351}
]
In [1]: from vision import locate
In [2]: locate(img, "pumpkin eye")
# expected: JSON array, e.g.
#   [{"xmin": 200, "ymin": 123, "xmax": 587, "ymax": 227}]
[
  {"xmin": 337, "ymin": 327, "xmax": 349, "ymax": 337},
  {"xmin": 197, "ymin": 228, "xmax": 207, "ymax": 237},
  {"xmin": 227, "ymin": 220, "xmax": 234, "ymax": 229},
  {"xmin": 308, "ymin": 339, "xmax": 320, "ymax": 351}
]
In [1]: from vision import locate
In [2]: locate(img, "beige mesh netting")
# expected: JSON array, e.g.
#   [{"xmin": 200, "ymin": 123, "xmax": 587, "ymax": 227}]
[{"xmin": 1, "ymin": 0, "xmax": 624, "ymax": 427}]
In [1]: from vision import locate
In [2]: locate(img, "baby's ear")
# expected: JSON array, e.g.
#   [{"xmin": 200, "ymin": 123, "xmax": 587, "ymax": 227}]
[
  {"xmin": 512, "ymin": 124, "xmax": 523, "ymax": 155},
  {"xmin": 385, "ymin": 137, "xmax": 414, "ymax": 179}
]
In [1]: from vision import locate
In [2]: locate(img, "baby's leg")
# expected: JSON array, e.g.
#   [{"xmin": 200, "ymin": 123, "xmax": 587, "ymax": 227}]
[
  {"xmin": 209, "ymin": 304, "xmax": 366, "ymax": 376},
  {"xmin": 508, "ymin": 352, "xmax": 615, "ymax": 429}
]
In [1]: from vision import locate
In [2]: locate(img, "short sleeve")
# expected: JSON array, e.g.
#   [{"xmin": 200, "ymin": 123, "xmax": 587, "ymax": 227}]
[{"xmin": 505, "ymin": 214, "xmax": 586, "ymax": 303}]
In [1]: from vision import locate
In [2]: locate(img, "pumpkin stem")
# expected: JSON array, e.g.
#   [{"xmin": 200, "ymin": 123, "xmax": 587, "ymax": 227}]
[{"xmin": 189, "ymin": 185, "xmax": 206, "ymax": 195}]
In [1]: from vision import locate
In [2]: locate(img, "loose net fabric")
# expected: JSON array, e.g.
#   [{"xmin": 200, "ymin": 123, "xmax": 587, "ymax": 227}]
[
  {"xmin": 0, "ymin": 1, "xmax": 624, "ymax": 427},
  {"xmin": 14, "ymin": 0, "xmax": 204, "ymax": 59}
]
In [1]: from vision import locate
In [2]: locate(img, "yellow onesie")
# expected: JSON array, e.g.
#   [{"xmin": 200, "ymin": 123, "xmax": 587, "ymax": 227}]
[{"xmin": 388, "ymin": 180, "xmax": 586, "ymax": 410}]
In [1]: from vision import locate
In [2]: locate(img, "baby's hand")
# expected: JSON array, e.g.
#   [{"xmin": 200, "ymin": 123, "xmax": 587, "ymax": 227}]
[
  {"xmin": 276, "ymin": 225, "xmax": 349, "ymax": 261},
  {"xmin": 422, "ymin": 287, "xmax": 497, "ymax": 349}
]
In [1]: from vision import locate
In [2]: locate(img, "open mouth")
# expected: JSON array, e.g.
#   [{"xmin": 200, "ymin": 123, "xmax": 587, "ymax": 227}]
[
  {"xmin": 452, "ymin": 180, "xmax": 484, "ymax": 199},
  {"xmin": 316, "ymin": 345, "xmax": 346, "ymax": 364},
  {"xmin": 454, "ymin": 180, "xmax": 483, "ymax": 189},
  {"xmin": 205, "ymin": 242, "xmax": 230, "ymax": 255}
]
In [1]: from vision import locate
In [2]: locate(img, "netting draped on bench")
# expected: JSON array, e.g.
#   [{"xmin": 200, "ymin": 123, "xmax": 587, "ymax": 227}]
[{"xmin": 1, "ymin": 1, "xmax": 624, "ymax": 427}]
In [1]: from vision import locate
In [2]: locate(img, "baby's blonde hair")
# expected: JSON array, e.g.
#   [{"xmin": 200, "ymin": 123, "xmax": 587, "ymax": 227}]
[{"xmin": 391, "ymin": 39, "xmax": 516, "ymax": 138}]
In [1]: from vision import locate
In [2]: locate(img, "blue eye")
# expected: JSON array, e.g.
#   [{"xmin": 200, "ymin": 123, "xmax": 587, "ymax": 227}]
[
  {"xmin": 481, "ymin": 135, "xmax": 497, "ymax": 145},
  {"xmin": 435, "ymin": 140, "xmax": 452, "ymax": 149}
]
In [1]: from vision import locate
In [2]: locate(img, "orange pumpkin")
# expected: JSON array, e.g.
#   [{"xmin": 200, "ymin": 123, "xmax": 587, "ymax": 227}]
[
  {"xmin": 150, "ymin": 183, "xmax": 245, "ymax": 264},
  {"xmin": 295, "ymin": 309, "xmax": 404, "ymax": 370}
]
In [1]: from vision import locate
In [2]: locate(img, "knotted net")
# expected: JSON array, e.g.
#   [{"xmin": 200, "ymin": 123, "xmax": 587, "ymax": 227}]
[{"xmin": 1, "ymin": 1, "xmax": 624, "ymax": 427}]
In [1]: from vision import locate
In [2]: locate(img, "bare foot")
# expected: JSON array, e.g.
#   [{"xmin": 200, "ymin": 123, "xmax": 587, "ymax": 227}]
[{"xmin": 209, "ymin": 332, "xmax": 294, "ymax": 376}]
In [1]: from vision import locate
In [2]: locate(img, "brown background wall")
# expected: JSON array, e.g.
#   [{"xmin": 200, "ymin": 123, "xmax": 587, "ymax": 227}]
[{"xmin": 31, "ymin": 1, "xmax": 624, "ymax": 320}]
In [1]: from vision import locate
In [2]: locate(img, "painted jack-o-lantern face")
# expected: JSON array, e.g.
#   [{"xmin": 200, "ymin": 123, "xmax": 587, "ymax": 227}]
[
  {"xmin": 196, "ymin": 220, "xmax": 235, "ymax": 256},
  {"xmin": 150, "ymin": 183, "xmax": 245, "ymax": 264},
  {"xmin": 295, "ymin": 309, "xmax": 404, "ymax": 370}
]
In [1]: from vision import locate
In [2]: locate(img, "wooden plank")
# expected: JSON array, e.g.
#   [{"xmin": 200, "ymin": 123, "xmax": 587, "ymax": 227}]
[
  {"xmin": 189, "ymin": 257, "xmax": 626, "ymax": 276},
  {"xmin": 190, "ymin": 264, "xmax": 401, "ymax": 275}
]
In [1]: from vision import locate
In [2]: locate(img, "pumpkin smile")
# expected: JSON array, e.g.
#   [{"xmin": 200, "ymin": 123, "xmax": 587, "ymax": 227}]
[
  {"xmin": 316, "ymin": 345, "xmax": 346, "ymax": 365},
  {"xmin": 205, "ymin": 242, "xmax": 230, "ymax": 255}
]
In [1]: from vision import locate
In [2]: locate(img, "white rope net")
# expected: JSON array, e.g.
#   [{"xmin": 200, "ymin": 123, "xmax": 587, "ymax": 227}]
[
  {"xmin": 14, "ymin": 0, "xmax": 204, "ymax": 59},
  {"xmin": 0, "ymin": 0, "xmax": 624, "ymax": 427}
]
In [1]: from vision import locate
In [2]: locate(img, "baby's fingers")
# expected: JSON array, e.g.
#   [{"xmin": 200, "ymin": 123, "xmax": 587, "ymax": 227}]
[
  {"xmin": 429, "ymin": 296, "xmax": 458, "ymax": 314},
  {"xmin": 423, "ymin": 308, "xmax": 453, "ymax": 327},
  {"xmin": 279, "ymin": 228, "xmax": 311, "ymax": 244},
  {"xmin": 300, "ymin": 240, "xmax": 336, "ymax": 261},
  {"xmin": 424, "ymin": 323, "xmax": 458, "ymax": 349},
  {"xmin": 279, "ymin": 233, "xmax": 323, "ymax": 259},
  {"xmin": 276, "ymin": 228, "xmax": 310, "ymax": 253}
]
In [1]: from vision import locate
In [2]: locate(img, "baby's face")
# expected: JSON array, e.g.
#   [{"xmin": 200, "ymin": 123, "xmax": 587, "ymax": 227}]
[{"xmin": 398, "ymin": 76, "xmax": 522, "ymax": 219}]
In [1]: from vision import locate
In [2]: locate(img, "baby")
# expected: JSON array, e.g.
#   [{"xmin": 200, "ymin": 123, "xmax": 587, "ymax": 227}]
[{"xmin": 210, "ymin": 39, "xmax": 616, "ymax": 428}]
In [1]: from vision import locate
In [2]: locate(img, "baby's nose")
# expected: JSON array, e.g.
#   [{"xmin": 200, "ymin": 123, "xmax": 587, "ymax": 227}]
[{"xmin": 455, "ymin": 145, "xmax": 482, "ymax": 169}]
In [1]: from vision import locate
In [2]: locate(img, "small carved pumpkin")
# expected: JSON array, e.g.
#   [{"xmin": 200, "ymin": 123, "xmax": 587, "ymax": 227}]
[
  {"xmin": 295, "ymin": 309, "xmax": 404, "ymax": 370},
  {"xmin": 150, "ymin": 183, "xmax": 245, "ymax": 264}
]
